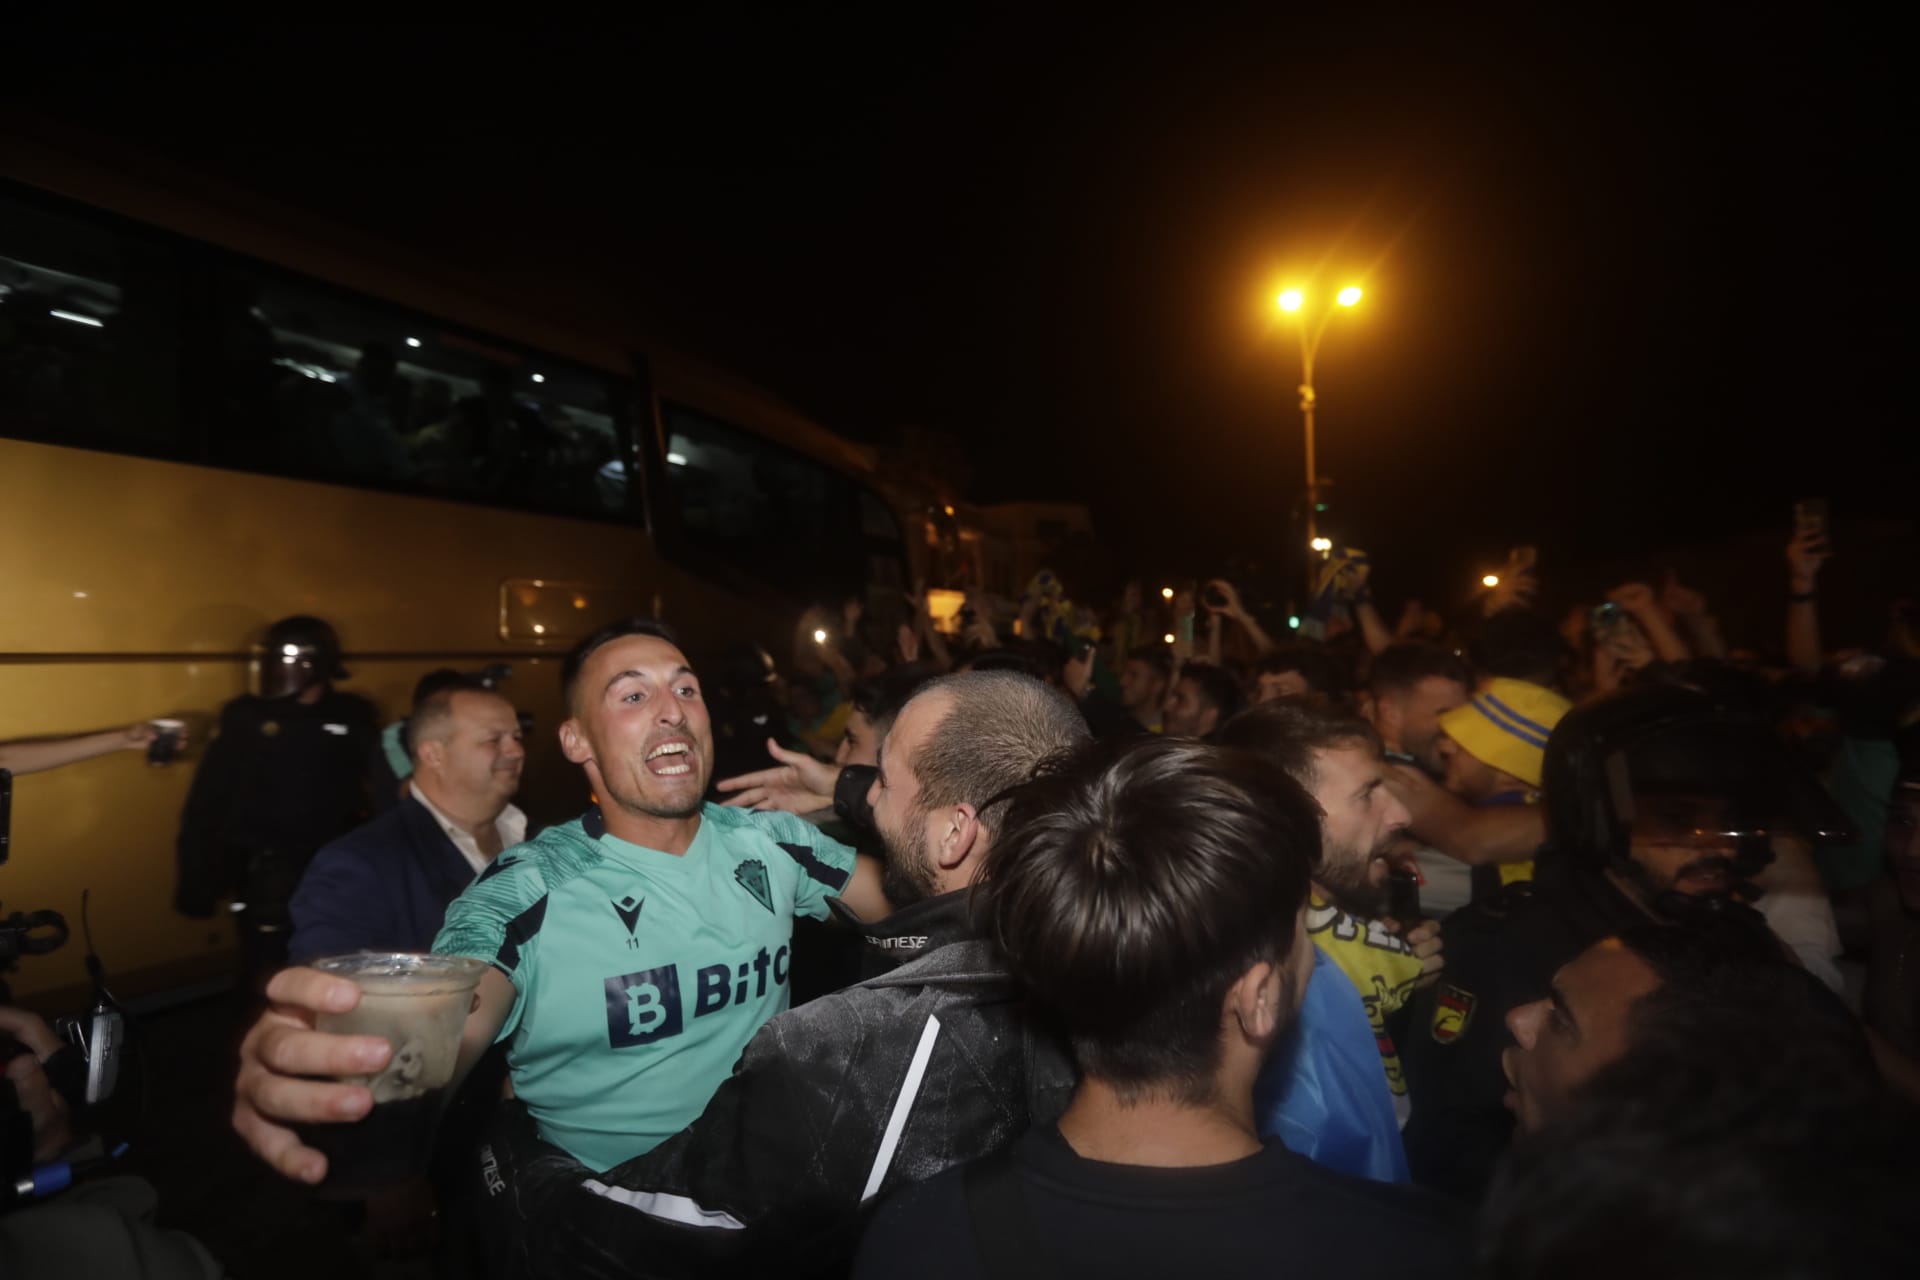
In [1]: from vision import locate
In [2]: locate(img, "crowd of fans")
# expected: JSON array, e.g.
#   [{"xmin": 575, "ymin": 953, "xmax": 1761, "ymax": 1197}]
[{"xmin": 5, "ymin": 516, "xmax": 1919, "ymax": 1278}]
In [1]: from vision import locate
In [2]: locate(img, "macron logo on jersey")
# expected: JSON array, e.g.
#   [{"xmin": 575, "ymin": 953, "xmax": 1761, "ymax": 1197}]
[{"xmin": 611, "ymin": 894, "xmax": 644, "ymax": 937}]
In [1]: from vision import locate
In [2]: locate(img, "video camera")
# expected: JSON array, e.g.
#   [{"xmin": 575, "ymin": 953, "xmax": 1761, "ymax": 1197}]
[{"xmin": 1, "ymin": 769, "xmax": 126, "ymax": 1144}]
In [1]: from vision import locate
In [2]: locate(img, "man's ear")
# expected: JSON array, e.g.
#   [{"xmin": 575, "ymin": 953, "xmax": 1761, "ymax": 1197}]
[
  {"xmin": 415, "ymin": 738, "xmax": 445, "ymax": 773},
  {"xmin": 1227, "ymin": 961, "xmax": 1283, "ymax": 1047},
  {"xmin": 558, "ymin": 717, "xmax": 592, "ymax": 766},
  {"xmin": 935, "ymin": 802, "xmax": 982, "ymax": 872}
]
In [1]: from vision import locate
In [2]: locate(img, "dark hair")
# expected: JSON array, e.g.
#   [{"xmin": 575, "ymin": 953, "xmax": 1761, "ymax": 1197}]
[
  {"xmin": 561, "ymin": 617, "xmax": 682, "ymax": 710},
  {"xmin": 980, "ymin": 737, "xmax": 1321, "ymax": 1102},
  {"xmin": 1607, "ymin": 912, "xmax": 1873, "ymax": 1090},
  {"xmin": 1176, "ymin": 661, "xmax": 1244, "ymax": 723},
  {"xmin": 411, "ymin": 667, "xmax": 471, "ymax": 704},
  {"xmin": 1216, "ymin": 695, "xmax": 1381, "ymax": 790},
  {"xmin": 1367, "ymin": 642, "xmax": 1472, "ymax": 698},
  {"xmin": 1481, "ymin": 918, "xmax": 1901, "ymax": 1279},
  {"xmin": 1255, "ymin": 642, "xmax": 1336, "ymax": 695},
  {"xmin": 903, "ymin": 669, "xmax": 1091, "ymax": 842},
  {"xmin": 1482, "ymin": 1088, "xmax": 1911, "ymax": 1279},
  {"xmin": 405, "ymin": 674, "xmax": 501, "ymax": 758},
  {"xmin": 1473, "ymin": 610, "xmax": 1568, "ymax": 689},
  {"xmin": 1123, "ymin": 643, "xmax": 1173, "ymax": 681},
  {"xmin": 849, "ymin": 664, "xmax": 938, "ymax": 740}
]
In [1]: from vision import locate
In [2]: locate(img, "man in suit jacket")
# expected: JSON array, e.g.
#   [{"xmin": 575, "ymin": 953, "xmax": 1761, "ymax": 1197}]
[{"xmin": 290, "ymin": 677, "xmax": 528, "ymax": 960}]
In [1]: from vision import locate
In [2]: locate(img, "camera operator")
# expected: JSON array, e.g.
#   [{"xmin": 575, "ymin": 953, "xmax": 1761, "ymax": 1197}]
[{"xmin": 1, "ymin": 1006, "xmax": 222, "ymax": 1277}]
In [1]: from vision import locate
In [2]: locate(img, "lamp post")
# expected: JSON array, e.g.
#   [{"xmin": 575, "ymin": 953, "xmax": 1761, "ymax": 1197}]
[{"xmin": 1276, "ymin": 285, "xmax": 1363, "ymax": 546}]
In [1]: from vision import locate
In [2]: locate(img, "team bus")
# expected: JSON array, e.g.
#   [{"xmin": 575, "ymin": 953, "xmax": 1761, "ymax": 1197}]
[{"xmin": 0, "ymin": 130, "xmax": 908, "ymax": 1005}]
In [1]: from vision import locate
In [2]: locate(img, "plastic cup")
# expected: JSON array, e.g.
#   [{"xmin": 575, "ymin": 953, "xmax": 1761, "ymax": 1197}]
[
  {"xmin": 146, "ymin": 718, "xmax": 185, "ymax": 766},
  {"xmin": 295, "ymin": 952, "xmax": 488, "ymax": 1196}
]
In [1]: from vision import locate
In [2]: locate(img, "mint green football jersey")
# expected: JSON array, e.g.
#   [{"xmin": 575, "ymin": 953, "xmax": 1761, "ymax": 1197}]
[{"xmin": 433, "ymin": 803, "xmax": 856, "ymax": 1172}]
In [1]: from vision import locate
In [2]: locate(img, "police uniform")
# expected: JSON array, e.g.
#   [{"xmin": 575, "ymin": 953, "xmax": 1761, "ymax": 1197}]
[
  {"xmin": 1399, "ymin": 867, "xmax": 1646, "ymax": 1199},
  {"xmin": 174, "ymin": 688, "xmax": 379, "ymax": 976}
]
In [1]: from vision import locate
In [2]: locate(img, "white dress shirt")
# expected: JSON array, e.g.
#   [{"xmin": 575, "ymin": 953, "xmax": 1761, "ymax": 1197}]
[{"xmin": 409, "ymin": 785, "xmax": 528, "ymax": 878}]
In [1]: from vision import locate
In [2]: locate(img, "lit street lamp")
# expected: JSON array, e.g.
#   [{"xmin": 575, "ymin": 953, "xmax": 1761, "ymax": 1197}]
[{"xmin": 1276, "ymin": 285, "xmax": 1364, "ymax": 545}]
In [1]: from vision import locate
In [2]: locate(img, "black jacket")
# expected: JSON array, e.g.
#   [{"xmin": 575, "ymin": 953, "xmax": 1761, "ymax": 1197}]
[
  {"xmin": 474, "ymin": 889, "xmax": 1074, "ymax": 1279},
  {"xmin": 286, "ymin": 794, "xmax": 485, "ymax": 962},
  {"xmin": 1399, "ymin": 868, "xmax": 1647, "ymax": 1198},
  {"xmin": 174, "ymin": 690, "xmax": 378, "ymax": 916}
]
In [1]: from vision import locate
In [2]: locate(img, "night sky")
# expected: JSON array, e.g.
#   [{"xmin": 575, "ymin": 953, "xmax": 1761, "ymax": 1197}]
[{"xmin": 11, "ymin": 15, "xmax": 1912, "ymax": 623}]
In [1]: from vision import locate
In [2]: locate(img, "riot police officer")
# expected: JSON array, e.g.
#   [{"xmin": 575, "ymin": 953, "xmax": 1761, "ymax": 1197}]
[
  {"xmin": 175, "ymin": 616, "xmax": 378, "ymax": 986},
  {"xmin": 1399, "ymin": 675, "xmax": 1848, "ymax": 1198}
]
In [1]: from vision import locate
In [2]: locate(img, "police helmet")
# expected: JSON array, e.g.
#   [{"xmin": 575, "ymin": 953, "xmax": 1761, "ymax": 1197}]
[
  {"xmin": 259, "ymin": 615, "xmax": 349, "ymax": 700},
  {"xmin": 1540, "ymin": 675, "xmax": 1852, "ymax": 880}
]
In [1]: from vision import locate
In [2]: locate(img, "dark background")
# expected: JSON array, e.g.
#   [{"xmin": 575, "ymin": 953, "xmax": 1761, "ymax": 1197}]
[{"xmin": 9, "ymin": 14, "xmax": 1913, "ymax": 629}]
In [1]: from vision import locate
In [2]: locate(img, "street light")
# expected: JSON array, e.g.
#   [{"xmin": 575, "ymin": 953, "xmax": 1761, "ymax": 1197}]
[{"xmin": 1275, "ymin": 284, "xmax": 1366, "ymax": 546}]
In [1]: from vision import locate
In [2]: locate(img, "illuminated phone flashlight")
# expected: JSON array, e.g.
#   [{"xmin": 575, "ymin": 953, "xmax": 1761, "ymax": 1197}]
[
  {"xmin": 1482, "ymin": 574, "xmax": 1501, "ymax": 588},
  {"xmin": 1161, "ymin": 587, "xmax": 1174, "ymax": 600},
  {"xmin": 812, "ymin": 629, "xmax": 828, "ymax": 644},
  {"xmin": 1163, "ymin": 633, "xmax": 1176, "ymax": 644}
]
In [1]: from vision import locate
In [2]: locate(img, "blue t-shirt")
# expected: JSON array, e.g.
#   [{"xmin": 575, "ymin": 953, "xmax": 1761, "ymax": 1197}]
[{"xmin": 1255, "ymin": 947, "xmax": 1410, "ymax": 1184}]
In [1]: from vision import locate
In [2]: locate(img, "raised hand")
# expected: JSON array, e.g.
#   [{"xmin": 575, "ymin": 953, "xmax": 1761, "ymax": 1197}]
[
  {"xmin": 1786, "ymin": 527, "xmax": 1829, "ymax": 592},
  {"xmin": 234, "ymin": 967, "xmax": 390, "ymax": 1184},
  {"xmin": 715, "ymin": 738, "xmax": 842, "ymax": 814},
  {"xmin": 1660, "ymin": 570, "xmax": 1708, "ymax": 618},
  {"xmin": 1607, "ymin": 582, "xmax": 1658, "ymax": 617},
  {"xmin": 1205, "ymin": 578, "xmax": 1247, "ymax": 620}
]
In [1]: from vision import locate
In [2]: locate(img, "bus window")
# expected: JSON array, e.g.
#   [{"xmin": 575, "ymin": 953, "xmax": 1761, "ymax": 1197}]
[
  {"xmin": 208, "ymin": 264, "xmax": 639, "ymax": 523},
  {"xmin": 662, "ymin": 400, "xmax": 853, "ymax": 594},
  {"xmin": 0, "ymin": 188, "xmax": 185, "ymax": 456}
]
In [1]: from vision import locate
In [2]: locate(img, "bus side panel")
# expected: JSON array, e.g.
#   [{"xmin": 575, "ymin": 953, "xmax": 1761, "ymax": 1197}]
[{"xmin": 1, "ymin": 439, "xmax": 763, "ymax": 1002}]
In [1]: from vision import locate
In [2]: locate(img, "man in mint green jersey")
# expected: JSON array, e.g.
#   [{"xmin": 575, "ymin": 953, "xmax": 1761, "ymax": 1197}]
[{"xmin": 232, "ymin": 617, "xmax": 890, "ymax": 1181}]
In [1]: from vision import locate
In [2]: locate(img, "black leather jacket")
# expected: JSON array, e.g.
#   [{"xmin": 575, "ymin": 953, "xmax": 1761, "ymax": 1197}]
[{"xmin": 475, "ymin": 888, "xmax": 1074, "ymax": 1279}]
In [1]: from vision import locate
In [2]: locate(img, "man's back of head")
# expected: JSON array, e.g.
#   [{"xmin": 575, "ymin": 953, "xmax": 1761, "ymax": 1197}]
[
  {"xmin": 905, "ymin": 669, "xmax": 1091, "ymax": 843},
  {"xmin": 981, "ymin": 735, "xmax": 1321, "ymax": 1104},
  {"xmin": 869, "ymin": 669, "xmax": 1092, "ymax": 904},
  {"xmin": 857, "ymin": 741, "xmax": 1470, "ymax": 1279}
]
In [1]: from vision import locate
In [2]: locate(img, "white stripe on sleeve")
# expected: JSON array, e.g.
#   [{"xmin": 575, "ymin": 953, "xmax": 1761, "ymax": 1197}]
[
  {"xmin": 861, "ymin": 1013, "xmax": 943, "ymax": 1203},
  {"xmin": 581, "ymin": 1180, "xmax": 747, "ymax": 1230}
]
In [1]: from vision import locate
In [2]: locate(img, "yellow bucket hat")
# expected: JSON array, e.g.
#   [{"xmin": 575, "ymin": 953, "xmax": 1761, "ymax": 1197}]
[{"xmin": 1439, "ymin": 678, "xmax": 1572, "ymax": 788}]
